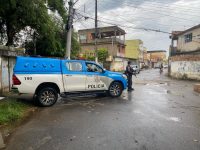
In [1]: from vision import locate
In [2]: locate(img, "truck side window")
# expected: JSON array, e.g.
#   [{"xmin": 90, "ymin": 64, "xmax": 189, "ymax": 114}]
[
  {"xmin": 86, "ymin": 63, "xmax": 103, "ymax": 73},
  {"xmin": 66, "ymin": 62, "xmax": 83, "ymax": 72}
]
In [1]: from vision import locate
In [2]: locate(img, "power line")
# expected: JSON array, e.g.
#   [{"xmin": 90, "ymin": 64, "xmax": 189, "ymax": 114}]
[
  {"xmin": 82, "ymin": 0, "xmax": 198, "ymax": 29},
  {"xmin": 99, "ymin": 0, "xmax": 200, "ymax": 13},
  {"xmin": 76, "ymin": 11, "xmax": 171, "ymax": 34},
  {"xmin": 98, "ymin": 0, "xmax": 199, "ymax": 22},
  {"xmin": 78, "ymin": 0, "xmax": 200, "ymax": 20},
  {"xmin": 96, "ymin": 3, "xmax": 192, "ymax": 28},
  {"xmin": 76, "ymin": 9, "xmax": 184, "ymax": 32},
  {"xmin": 75, "ymin": 0, "xmax": 95, "ymax": 12}
]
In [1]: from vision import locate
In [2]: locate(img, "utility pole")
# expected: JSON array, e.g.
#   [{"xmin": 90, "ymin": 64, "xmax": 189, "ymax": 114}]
[
  {"xmin": 95, "ymin": 0, "xmax": 98, "ymax": 63},
  {"xmin": 65, "ymin": 0, "xmax": 74, "ymax": 59}
]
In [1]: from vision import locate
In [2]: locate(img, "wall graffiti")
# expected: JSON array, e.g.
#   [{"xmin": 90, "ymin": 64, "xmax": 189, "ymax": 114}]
[{"xmin": 171, "ymin": 61, "xmax": 200, "ymax": 80}]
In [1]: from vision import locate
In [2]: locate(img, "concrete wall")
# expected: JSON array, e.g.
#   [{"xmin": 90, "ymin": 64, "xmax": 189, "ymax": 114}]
[
  {"xmin": 0, "ymin": 56, "xmax": 16, "ymax": 94},
  {"xmin": 81, "ymin": 43, "xmax": 125, "ymax": 58},
  {"xmin": 177, "ymin": 27, "xmax": 200, "ymax": 52},
  {"xmin": 0, "ymin": 46, "xmax": 24, "ymax": 95},
  {"xmin": 170, "ymin": 55, "xmax": 200, "ymax": 80},
  {"xmin": 81, "ymin": 44, "xmax": 118, "ymax": 56}
]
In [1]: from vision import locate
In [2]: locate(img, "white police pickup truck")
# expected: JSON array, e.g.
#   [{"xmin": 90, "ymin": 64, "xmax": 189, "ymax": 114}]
[{"xmin": 12, "ymin": 57, "xmax": 127, "ymax": 107}]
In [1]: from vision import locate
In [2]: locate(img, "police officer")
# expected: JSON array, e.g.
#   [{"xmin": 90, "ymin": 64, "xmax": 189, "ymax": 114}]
[{"xmin": 126, "ymin": 61, "xmax": 134, "ymax": 91}]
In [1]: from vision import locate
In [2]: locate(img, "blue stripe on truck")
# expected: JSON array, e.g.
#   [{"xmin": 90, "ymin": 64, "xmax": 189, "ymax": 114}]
[{"xmin": 14, "ymin": 56, "xmax": 61, "ymax": 73}]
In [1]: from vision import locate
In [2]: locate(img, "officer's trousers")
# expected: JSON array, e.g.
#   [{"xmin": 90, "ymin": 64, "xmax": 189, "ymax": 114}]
[{"xmin": 127, "ymin": 75, "xmax": 132, "ymax": 89}]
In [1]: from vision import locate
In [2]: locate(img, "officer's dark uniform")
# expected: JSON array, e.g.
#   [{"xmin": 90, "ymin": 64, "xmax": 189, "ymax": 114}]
[{"xmin": 126, "ymin": 62, "xmax": 134, "ymax": 91}]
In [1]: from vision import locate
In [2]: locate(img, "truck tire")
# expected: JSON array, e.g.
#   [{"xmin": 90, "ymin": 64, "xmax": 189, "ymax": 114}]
[
  {"xmin": 36, "ymin": 87, "xmax": 58, "ymax": 107},
  {"xmin": 108, "ymin": 82, "xmax": 123, "ymax": 97}
]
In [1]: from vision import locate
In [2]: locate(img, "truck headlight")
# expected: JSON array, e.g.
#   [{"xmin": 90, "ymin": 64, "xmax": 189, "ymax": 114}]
[{"xmin": 122, "ymin": 74, "xmax": 127, "ymax": 79}]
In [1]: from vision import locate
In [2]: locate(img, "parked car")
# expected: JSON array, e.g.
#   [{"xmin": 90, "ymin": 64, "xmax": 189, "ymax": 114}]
[
  {"xmin": 130, "ymin": 65, "xmax": 140, "ymax": 74},
  {"xmin": 12, "ymin": 56, "xmax": 128, "ymax": 107},
  {"xmin": 163, "ymin": 64, "xmax": 168, "ymax": 68}
]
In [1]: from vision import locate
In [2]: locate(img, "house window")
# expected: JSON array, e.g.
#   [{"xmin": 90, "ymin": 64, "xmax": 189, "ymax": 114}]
[
  {"xmin": 80, "ymin": 34, "xmax": 87, "ymax": 43},
  {"xmin": 184, "ymin": 33, "xmax": 192, "ymax": 43},
  {"xmin": 80, "ymin": 34, "xmax": 86, "ymax": 40}
]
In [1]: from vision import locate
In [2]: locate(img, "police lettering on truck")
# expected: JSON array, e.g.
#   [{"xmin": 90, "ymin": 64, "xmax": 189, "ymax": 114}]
[
  {"xmin": 87, "ymin": 75, "xmax": 105, "ymax": 89},
  {"xmin": 13, "ymin": 57, "xmax": 127, "ymax": 107}
]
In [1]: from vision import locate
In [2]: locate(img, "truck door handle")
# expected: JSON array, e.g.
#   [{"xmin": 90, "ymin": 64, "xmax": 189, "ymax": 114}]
[{"xmin": 65, "ymin": 74, "xmax": 72, "ymax": 77}]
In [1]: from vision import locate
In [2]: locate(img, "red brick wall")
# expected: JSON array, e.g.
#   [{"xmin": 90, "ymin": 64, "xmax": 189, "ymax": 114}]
[{"xmin": 170, "ymin": 55, "xmax": 200, "ymax": 61}]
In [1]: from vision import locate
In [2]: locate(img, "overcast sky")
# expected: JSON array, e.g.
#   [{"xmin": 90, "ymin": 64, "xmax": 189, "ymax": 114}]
[{"xmin": 74, "ymin": 0, "xmax": 200, "ymax": 53}]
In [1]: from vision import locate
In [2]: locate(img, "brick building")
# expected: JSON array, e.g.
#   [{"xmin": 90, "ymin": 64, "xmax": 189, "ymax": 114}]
[
  {"xmin": 147, "ymin": 50, "xmax": 167, "ymax": 68},
  {"xmin": 78, "ymin": 26, "xmax": 127, "ymax": 71}
]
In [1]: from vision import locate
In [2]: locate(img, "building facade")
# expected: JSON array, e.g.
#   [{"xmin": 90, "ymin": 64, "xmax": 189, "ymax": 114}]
[
  {"xmin": 170, "ymin": 24, "xmax": 200, "ymax": 55},
  {"xmin": 169, "ymin": 24, "xmax": 200, "ymax": 80},
  {"xmin": 125, "ymin": 39, "xmax": 144, "ymax": 67},
  {"xmin": 147, "ymin": 50, "xmax": 167, "ymax": 68},
  {"xmin": 78, "ymin": 26, "xmax": 126, "ymax": 71}
]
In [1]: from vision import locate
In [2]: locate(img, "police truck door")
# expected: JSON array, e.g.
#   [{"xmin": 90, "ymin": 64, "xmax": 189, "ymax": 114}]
[
  {"xmin": 85, "ymin": 62, "xmax": 107, "ymax": 91},
  {"xmin": 63, "ymin": 61, "xmax": 86, "ymax": 92}
]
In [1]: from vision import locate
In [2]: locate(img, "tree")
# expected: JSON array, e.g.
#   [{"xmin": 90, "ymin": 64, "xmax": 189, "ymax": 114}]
[
  {"xmin": 71, "ymin": 32, "xmax": 81, "ymax": 59},
  {"xmin": 98, "ymin": 48, "xmax": 108, "ymax": 63},
  {"xmin": 87, "ymin": 56, "xmax": 95, "ymax": 61},
  {"xmin": 0, "ymin": 0, "xmax": 80, "ymax": 57},
  {"xmin": 0, "ymin": 0, "xmax": 55, "ymax": 46}
]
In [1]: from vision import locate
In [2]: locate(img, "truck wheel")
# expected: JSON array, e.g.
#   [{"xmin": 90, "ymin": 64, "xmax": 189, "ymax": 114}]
[
  {"xmin": 109, "ymin": 82, "xmax": 123, "ymax": 97},
  {"xmin": 37, "ymin": 87, "xmax": 58, "ymax": 107}
]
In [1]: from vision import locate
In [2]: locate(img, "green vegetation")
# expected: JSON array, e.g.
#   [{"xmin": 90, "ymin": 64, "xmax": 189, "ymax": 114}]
[
  {"xmin": 98, "ymin": 48, "xmax": 108, "ymax": 63},
  {"xmin": 0, "ymin": 99, "xmax": 31, "ymax": 125},
  {"xmin": 0, "ymin": 0, "xmax": 80, "ymax": 57},
  {"xmin": 86, "ymin": 56, "xmax": 95, "ymax": 61},
  {"xmin": 84, "ymin": 48, "xmax": 108, "ymax": 62}
]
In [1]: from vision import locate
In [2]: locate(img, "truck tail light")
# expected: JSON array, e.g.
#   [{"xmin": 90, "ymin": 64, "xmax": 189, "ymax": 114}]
[{"xmin": 12, "ymin": 74, "xmax": 21, "ymax": 85}]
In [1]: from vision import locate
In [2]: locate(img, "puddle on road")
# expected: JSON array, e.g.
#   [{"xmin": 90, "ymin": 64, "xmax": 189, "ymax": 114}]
[
  {"xmin": 145, "ymin": 82, "xmax": 168, "ymax": 87},
  {"xmin": 135, "ymin": 79, "xmax": 170, "ymax": 86},
  {"xmin": 143, "ymin": 83, "xmax": 185, "ymax": 97},
  {"xmin": 168, "ymin": 117, "xmax": 181, "ymax": 122},
  {"xmin": 133, "ymin": 109, "xmax": 181, "ymax": 123},
  {"xmin": 146, "ymin": 90, "xmax": 168, "ymax": 95}
]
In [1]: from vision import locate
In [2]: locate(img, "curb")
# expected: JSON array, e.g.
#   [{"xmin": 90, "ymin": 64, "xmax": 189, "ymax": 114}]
[{"xmin": 0, "ymin": 132, "xmax": 5, "ymax": 149}]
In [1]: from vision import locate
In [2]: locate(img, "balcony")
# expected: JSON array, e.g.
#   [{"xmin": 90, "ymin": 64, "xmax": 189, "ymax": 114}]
[{"xmin": 80, "ymin": 37, "xmax": 125, "ymax": 45}]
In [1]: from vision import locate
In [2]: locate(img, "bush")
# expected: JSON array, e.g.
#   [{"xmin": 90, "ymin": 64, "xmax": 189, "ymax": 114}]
[{"xmin": 0, "ymin": 99, "xmax": 29, "ymax": 125}]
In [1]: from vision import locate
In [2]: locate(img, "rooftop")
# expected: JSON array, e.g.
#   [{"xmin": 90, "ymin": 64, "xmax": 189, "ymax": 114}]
[
  {"xmin": 147, "ymin": 50, "xmax": 167, "ymax": 53},
  {"xmin": 177, "ymin": 24, "xmax": 200, "ymax": 36},
  {"xmin": 170, "ymin": 24, "xmax": 200, "ymax": 39},
  {"xmin": 78, "ymin": 26, "xmax": 126, "ymax": 37}
]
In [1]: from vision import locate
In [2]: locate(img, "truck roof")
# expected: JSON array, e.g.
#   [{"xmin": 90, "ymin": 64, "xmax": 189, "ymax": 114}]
[
  {"xmin": 14, "ymin": 56, "xmax": 62, "ymax": 74},
  {"xmin": 14, "ymin": 56, "xmax": 99, "ymax": 74}
]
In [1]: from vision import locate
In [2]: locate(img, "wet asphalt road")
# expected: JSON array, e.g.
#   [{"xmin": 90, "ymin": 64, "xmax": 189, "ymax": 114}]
[{"xmin": 5, "ymin": 69, "xmax": 200, "ymax": 150}]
